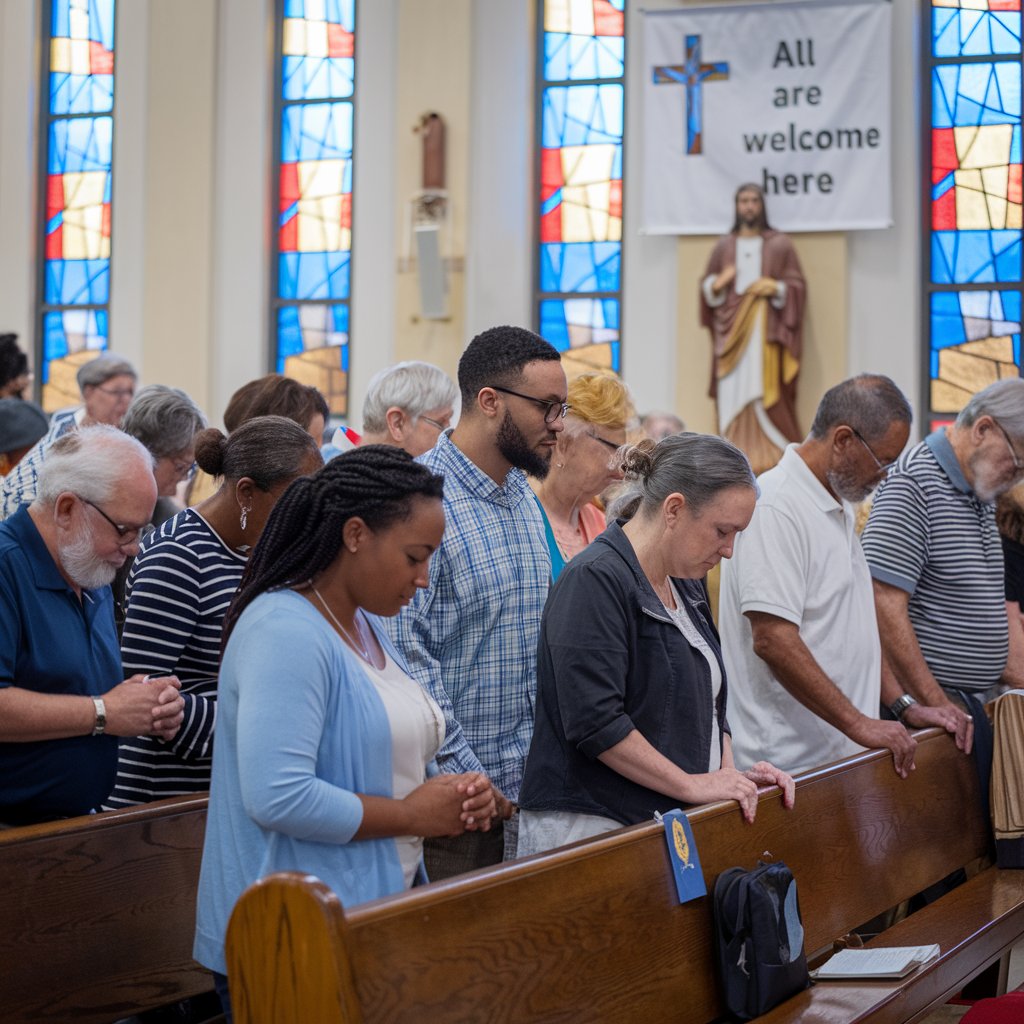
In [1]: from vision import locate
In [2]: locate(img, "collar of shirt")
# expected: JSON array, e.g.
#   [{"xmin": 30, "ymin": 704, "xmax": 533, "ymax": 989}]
[
  {"xmin": 778, "ymin": 443, "xmax": 846, "ymax": 515},
  {"xmin": 3, "ymin": 506, "xmax": 84, "ymax": 595},
  {"xmin": 427, "ymin": 429, "xmax": 533, "ymax": 510},
  {"xmin": 924, "ymin": 427, "xmax": 973, "ymax": 496}
]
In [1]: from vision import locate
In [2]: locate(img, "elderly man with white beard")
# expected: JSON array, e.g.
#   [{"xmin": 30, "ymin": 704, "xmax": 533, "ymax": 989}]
[
  {"xmin": 0, "ymin": 426, "xmax": 184, "ymax": 825},
  {"xmin": 719, "ymin": 375, "xmax": 969, "ymax": 781}
]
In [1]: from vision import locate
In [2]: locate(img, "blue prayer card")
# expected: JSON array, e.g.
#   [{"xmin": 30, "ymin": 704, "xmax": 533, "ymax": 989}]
[{"xmin": 662, "ymin": 809, "xmax": 707, "ymax": 904}]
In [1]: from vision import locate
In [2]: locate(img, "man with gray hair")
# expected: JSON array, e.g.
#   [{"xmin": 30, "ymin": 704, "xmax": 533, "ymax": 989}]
[
  {"xmin": 720, "ymin": 375, "xmax": 968, "ymax": 779},
  {"xmin": 864, "ymin": 377, "xmax": 1024, "ymax": 723},
  {"xmin": 359, "ymin": 360, "xmax": 458, "ymax": 456},
  {"xmin": 1, "ymin": 352, "xmax": 137, "ymax": 519},
  {"xmin": 0, "ymin": 426, "xmax": 184, "ymax": 825}
]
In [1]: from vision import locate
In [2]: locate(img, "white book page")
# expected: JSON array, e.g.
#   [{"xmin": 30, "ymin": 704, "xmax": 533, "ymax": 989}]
[{"xmin": 812, "ymin": 944, "xmax": 940, "ymax": 979}]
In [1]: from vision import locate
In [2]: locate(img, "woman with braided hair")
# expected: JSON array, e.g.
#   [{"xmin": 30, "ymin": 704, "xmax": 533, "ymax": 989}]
[{"xmin": 194, "ymin": 445, "xmax": 496, "ymax": 1021}]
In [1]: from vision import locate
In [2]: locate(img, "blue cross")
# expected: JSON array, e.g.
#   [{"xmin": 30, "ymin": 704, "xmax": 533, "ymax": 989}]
[{"xmin": 653, "ymin": 35, "xmax": 729, "ymax": 155}]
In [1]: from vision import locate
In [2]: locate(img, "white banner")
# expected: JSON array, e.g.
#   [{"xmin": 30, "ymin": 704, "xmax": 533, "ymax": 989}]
[{"xmin": 641, "ymin": 0, "xmax": 892, "ymax": 234}]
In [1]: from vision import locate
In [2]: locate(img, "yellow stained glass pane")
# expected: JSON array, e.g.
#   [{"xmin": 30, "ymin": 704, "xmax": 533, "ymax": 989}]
[
  {"xmin": 955, "ymin": 124, "xmax": 1012, "ymax": 169},
  {"xmin": 298, "ymin": 159, "xmax": 345, "ymax": 199},
  {"xmin": 545, "ymin": 0, "xmax": 571, "ymax": 33},
  {"xmin": 297, "ymin": 196, "xmax": 346, "ymax": 251}
]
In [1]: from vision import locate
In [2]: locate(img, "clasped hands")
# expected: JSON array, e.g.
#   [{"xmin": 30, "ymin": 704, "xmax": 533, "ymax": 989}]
[
  {"xmin": 405, "ymin": 772, "xmax": 514, "ymax": 838},
  {"xmin": 104, "ymin": 673, "xmax": 185, "ymax": 741}
]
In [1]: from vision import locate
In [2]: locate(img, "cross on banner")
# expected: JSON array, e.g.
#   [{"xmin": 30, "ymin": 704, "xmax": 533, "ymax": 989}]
[{"xmin": 653, "ymin": 34, "xmax": 729, "ymax": 155}]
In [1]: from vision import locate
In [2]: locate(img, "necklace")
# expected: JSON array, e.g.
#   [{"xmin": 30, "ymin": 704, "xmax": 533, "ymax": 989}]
[{"xmin": 310, "ymin": 584, "xmax": 372, "ymax": 663}]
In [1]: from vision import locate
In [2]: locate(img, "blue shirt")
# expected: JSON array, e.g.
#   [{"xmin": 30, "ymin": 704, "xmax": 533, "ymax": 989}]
[
  {"xmin": 194, "ymin": 590, "xmax": 411, "ymax": 976},
  {"xmin": 0, "ymin": 506, "xmax": 121, "ymax": 821},
  {"xmin": 385, "ymin": 430, "xmax": 551, "ymax": 801}
]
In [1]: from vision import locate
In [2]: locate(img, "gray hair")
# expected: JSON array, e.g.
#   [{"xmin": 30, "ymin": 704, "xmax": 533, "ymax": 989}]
[
  {"xmin": 35, "ymin": 425, "xmax": 152, "ymax": 506},
  {"xmin": 362, "ymin": 361, "xmax": 457, "ymax": 434},
  {"xmin": 619, "ymin": 433, "xmax": 756, "ymax": 518},
  {"xmin": 193, "ymin": 415, "xmax": 323, "ymax": 490},
  {"xmin": 956, "ymin": 378, "xmax": 1024, "ymax": 440},
  {"xmin": 809, "ymin": 374, "xmax": 912, "ymax": 443},
  {"xmin": 76, "ymin": 353, "xmax": 137, "ymax": 391},
  {"xmin": 121, "ymin": 384, "xmax": 207, "ymax": 459}
]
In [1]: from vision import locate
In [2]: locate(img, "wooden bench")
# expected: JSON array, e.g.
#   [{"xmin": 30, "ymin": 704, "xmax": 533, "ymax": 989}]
[
  {"xmin": 0, "ymin": 793, "xmax": 215, "ymax": 1024},
  {"xmin": 224, "ymin": 728, "xmax": 1024, "ymax": 1023}
]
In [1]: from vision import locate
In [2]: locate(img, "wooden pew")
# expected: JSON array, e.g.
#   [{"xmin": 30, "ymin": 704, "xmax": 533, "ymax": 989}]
[
  {"xmin": 0, "ymin": 793, "xmax": 215, "ymax": 1024},
  {"xmin": 225, "ymin": 729, "xmax": 1024, "ymax": 1024}
]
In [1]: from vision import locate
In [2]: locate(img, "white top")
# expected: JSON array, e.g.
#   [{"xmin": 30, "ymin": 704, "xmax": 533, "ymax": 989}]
[
  {"xmin": 361, "ymin": 651, "xmax": 446, "ymax": 886},
  {"xmin": 662, "ymin": 581, "xmax": 723, "ymax": 772},
  {"xmin": 719, "ymin": 444, "xmax": 881, "ymax": 775}
]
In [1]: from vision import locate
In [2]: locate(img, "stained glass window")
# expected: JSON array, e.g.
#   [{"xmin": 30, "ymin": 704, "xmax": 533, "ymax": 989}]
[
  {"xmin": 273, "ymin": 0, "xmax": 354, "ymax": 416},
  {"xmin": 537, "ymin": 1, "xmax": 625, "ymax": 379},
  {"xmin": 38, "ymin": 0, "xmax": 115, "ymax": 412},
  {"xmin": 926, "ymin": 1, "xmax": 1023, "ymax": 425}
]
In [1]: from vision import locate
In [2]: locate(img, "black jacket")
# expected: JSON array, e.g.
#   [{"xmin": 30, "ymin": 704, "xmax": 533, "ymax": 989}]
[{"xmin": 519, "ymin": 520, "xmax": 729, "ymax": 826}]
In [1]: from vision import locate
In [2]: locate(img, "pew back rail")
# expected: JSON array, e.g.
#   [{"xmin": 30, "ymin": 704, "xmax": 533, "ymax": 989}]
[{"xmin": 226, "ymin": 730, "xmax": 1024, "ymax": 1024}]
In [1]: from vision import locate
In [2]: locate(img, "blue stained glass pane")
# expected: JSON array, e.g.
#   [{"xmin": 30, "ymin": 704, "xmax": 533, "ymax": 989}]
[
  {"xmin": 50, "ymin": 72, "xmax": 114, "ymax": 115},
  {"xmin": 933, "ymin": 11, "xmax": 1022, "ymax": 58},
  {"xmin": 93, "ymin": 0, "xmax": 115, "ymax": 51},
  {"xmin": 42, "ymin": 309, "xmax": 108, "ymax": 378},
  {"xmin": 931, "ymin": 230, "xmax": 1022, "ymax": 284},
  {"xmin": 544, "ymin": 33, "xmax": 625, "ymax": 81},
  {"xmin": 281, "ymin": 102, "xmax": 353, "ymax": 162},
  {"xmin": 931, "ymin": 292, "xmax": 969, "ymax": 348},
  {"xmin": 932, "ymin": 63, "xmax": 1021, "ymax": 128},
  {"xmin": 282, "ymin": 55, "xmax": 354, "ymax": 100},
  {"xmin": 276, "ymin": 303, "xmax": 350, "ymax": 372},
  {"xmin": 542, "ymin": 85, "xmax": 624, "ymax": 148},
  {"xmin": 48, "ymin": 117, "xmax": 113, "ymax": 174},
  {"xmin": 279, "ymin": 251, "xmax": 351, "ymax": 300},
  {"xmin": 277, "ymin": 306, "xmax": 303, "ymax": 363},
  {"xmin": 44, "ymin": 258, "xmax": 110, "ymax": 305},
  {"xmin": 51, "ymin": 0, "xmax": 70, "ymax": 37},
  {"xmin": 540, "ymin": 242, "xmax": 621, "ymax": 293}
]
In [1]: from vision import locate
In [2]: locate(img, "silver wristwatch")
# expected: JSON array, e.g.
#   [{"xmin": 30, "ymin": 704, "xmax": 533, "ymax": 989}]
[
  {"xmin": 91, "ymin": 696, "xmax": 107, "ymax": 736},
  {"xmin": 889, "ymin": 693, "xmax": 917, "ymax": 722}
]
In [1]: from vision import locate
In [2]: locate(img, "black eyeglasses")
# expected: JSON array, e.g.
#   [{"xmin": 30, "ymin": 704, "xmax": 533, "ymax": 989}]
[
  {"xmin": 490, "ymin": 386, "xmax": 570, "ymax": 424},
  {"xmin": 586, "ymin": 431, "xmax": 620, "ymax": 452},
  {"xmin": 850, "ymin": 427, "xmax": 894, "ymax": 473},
  {"xmin": 419, "ymin": 415, "xmax": 449, "ymax": 433},
  {"xmin": 994, "ymin": 420, "xmax": 1024, "ymax": 474},
  {"xmin": 80, "ymin": 498, "xmax": 143, "ymax": 544}
]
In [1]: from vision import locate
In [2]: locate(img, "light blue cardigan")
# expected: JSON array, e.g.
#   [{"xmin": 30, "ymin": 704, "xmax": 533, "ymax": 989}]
[{"xmin": 194, "ymin": 589, "xmax": 419, "ymax": 975}]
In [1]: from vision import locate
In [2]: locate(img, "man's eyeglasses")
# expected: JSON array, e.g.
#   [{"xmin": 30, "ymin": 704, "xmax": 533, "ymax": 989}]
[
  {"xmin": 94, "ymin": 385, "xmax": 135, "ymax": 400},
  {"xmin": 490, "ymin": 386, "xmax": 570, "ymax": 424},
  {"xmin": 850, "ymin": 427, "xmax": 895, "ymax": 473},
  {"xmin": 586, "ymin": 431, "xmax": 620, "ymax": 453},
  {"xmin": 80, "ymin": 497, "xmax": 143, "ymax": 545},
  {"xmin": 993, "ymin": 419, "xmax": 1024, "ymax": 474},
  {"xmin": 419, "ymin": 415, "xmax": 449, "ymax": 433}
]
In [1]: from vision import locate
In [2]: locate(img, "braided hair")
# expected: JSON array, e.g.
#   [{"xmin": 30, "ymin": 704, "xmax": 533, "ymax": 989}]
[{"xmin": 222, "ymin": 444, "xmax": 444, "ymax": 646}]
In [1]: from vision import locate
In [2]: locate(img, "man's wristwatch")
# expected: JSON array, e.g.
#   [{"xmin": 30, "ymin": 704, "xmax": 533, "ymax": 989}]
[
  {"xmin": 889, "ymin": 693, "xmax": 917, "ymax": 722},
  {"xmin": 91, "ymin": 697, "xmax": 107, "ymax": 736}
]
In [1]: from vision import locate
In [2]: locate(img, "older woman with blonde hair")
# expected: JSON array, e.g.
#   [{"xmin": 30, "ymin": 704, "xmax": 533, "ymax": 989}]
[{"xmin": 531, "ymin": 373, "xmax": 633, "ymax": 580}]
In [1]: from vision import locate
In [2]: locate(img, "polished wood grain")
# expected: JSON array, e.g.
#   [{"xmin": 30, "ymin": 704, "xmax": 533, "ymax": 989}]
[
  {"xmin": 226, "ymin": 730, "xmax": 1024, "ymax": 1024},
  {"xmin": 0, "ymin": 793, "xmax": 212, "ymax": 1024}
]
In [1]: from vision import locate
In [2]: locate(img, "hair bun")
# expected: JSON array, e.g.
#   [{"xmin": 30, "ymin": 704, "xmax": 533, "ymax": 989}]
[
  {"xmin": 620, "ymin": 438, "xmax": 656, "ymax": 481},
  {"xmin": 193, "ymin": 427, "xmax": 228, "ymax": 476}
]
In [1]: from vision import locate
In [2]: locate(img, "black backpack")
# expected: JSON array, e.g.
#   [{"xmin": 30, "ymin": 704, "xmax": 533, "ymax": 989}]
[{"xmin": 712, "ymin": 859, "xmax": 810, "ymax": 1020}]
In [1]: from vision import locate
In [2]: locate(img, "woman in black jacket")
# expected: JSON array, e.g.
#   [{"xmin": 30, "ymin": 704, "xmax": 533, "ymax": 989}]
[{"xmin": 518, "ymin": 434, "xmax": 794, "ymax": 857}]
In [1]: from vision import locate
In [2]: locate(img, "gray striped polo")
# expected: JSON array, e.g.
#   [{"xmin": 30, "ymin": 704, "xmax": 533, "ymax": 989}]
[{"xmin": 862, "ymin": 428, "xmax": 1007, "ymax": 692}]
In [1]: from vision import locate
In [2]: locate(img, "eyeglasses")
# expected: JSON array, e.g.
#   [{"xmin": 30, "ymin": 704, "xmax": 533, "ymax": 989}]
[
  {"xmin": 993, "ymin": 420, "xmax": 1024, "ymax": 475},
  {"xmin": 171, "ymin": 458, "xmax": 197, "ymax": 480},
  {"xmin": 80, "ymin": 497, "xmax": 143, "ymax": 544},
  {"xmin": 419, "ymin": 415, "xmax": 449, "ymax": 433},
  {"xmin": 94, "ymin": 385, "xmax": 135, "ymax": 399},
  {"xmin": 850, "ymin": 427, "xmax": 895, "ymax": 473},
  {"xmin": 490, "ymin": 385, "xmax": 571, "ymax": 424},
  {"xmin": 586, "ymin": 431, "xmax": 621, "ymax": 453}
]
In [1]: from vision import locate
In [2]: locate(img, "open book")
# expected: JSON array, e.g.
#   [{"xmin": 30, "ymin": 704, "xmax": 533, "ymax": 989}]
[{"xmin": 810, "ymin": 944, "xmax": 940, "ymax": 980}]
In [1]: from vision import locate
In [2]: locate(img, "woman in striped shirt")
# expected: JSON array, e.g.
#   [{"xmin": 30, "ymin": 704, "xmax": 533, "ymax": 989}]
[{"xmin": 106, "ymin": 416, "xmax": 323, "ymax": 807}]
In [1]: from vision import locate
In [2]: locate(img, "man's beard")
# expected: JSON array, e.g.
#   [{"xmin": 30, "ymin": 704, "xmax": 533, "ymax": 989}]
[
  {"xmin": 827, "ymin": 464, "xmax": 876, "ymax": 505},
  {"xmin": 59, "ymin": 528, "xmax": 120, "ymax": 590},
  {"xmin": 970, "ymin": 452, "xmax": 1010, "ymax": 504},
  {"xmin": 496, "ymin": 410, "xmax": 553, "ymax": 479}
]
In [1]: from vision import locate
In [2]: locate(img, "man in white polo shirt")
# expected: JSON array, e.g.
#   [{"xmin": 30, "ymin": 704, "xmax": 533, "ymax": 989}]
[{"xmin": 720, "ymin": 375, "xmax": 966, "ymax": 778}]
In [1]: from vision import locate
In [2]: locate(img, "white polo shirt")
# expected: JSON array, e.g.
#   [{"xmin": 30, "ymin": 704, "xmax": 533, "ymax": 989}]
[{"xmin": 719, "ymin": 444, "xmax": 881, "ymax": 775}]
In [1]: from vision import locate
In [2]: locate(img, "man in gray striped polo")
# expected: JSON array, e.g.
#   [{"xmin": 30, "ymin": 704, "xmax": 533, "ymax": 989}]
[{"xmin": 864, "ymin": 378, "xmax": 1024, "ymax": 727}]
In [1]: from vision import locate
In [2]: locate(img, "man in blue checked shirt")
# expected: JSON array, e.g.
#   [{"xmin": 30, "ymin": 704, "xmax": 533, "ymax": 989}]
[{"xmin": 387, "ymin": 325, "xmax": 566, "ymax": 879}]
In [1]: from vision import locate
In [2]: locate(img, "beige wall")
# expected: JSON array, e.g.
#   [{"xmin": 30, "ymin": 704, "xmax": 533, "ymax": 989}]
[
  {"xmin": 392, "ymin": 0, "xmax": 472, "ymax": 383},
  {"xmin": 676, "ymin": 233, "xmax": 847, "ymax": 435}
]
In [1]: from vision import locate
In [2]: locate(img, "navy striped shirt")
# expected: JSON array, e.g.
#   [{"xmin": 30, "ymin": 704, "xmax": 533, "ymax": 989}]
[
  {"xmin": 862, "ymin": 428, "xmax": 1007, "ymax": 693},
  {"xmin": 106, "ymin": 509, "xmax": 247, "ymax": 807}
]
